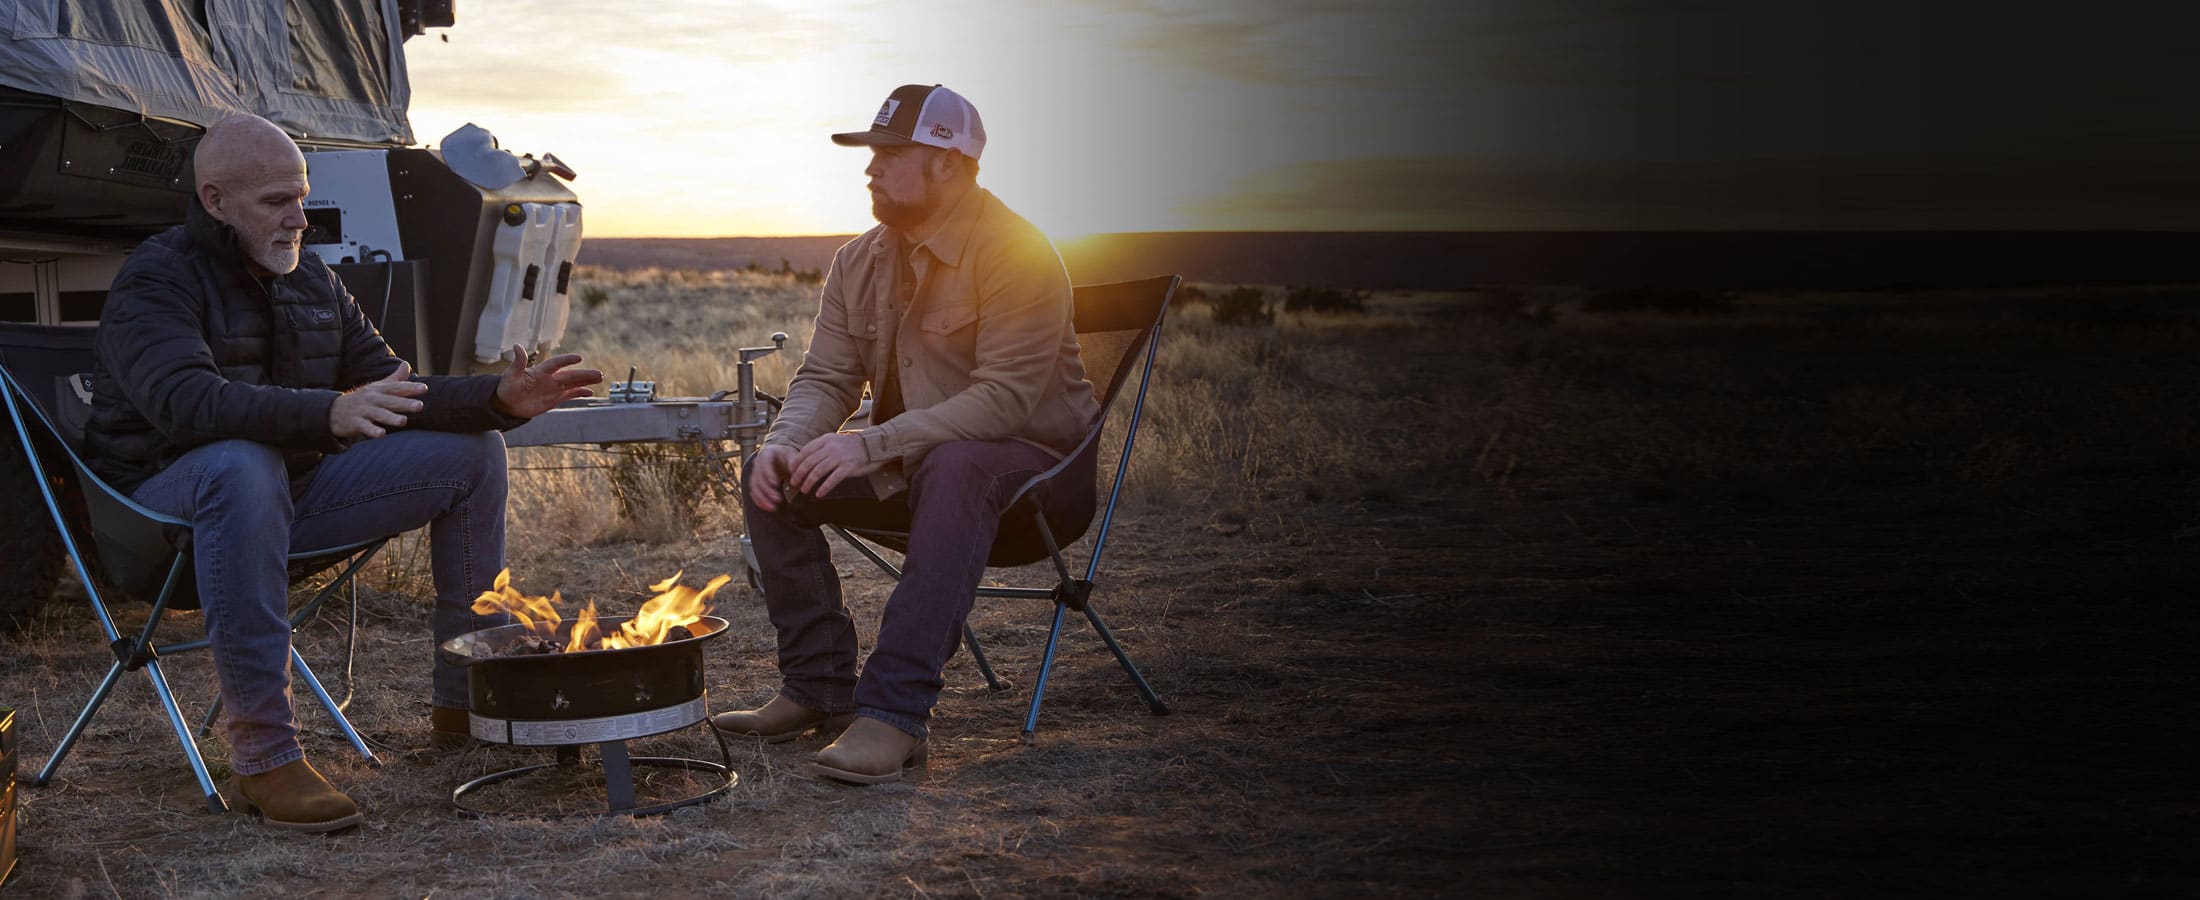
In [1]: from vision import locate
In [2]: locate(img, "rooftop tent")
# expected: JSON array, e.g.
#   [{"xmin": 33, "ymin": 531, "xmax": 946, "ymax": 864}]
[{"xmin": 0, "ymin": 0, "xmax": 418, "ymax": 144}]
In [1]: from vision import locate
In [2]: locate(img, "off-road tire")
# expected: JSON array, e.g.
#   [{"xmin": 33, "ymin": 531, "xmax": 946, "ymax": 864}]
[{"xmin": 0, "ymin": 434, "xmax": 64, "ymax": 628}]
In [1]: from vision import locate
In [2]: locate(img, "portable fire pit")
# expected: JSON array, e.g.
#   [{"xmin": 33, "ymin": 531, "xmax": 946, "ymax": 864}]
[{"xmin": 438, "ymin": 613, "xmax": 736, "ymax": 816}]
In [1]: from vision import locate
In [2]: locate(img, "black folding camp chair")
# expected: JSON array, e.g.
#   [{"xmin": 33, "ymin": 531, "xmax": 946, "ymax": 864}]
[
  {"xmin": 829, "ymin": 275, "xmax": 1180, "ymax": 738},
  {"xmin": 0, "ymin": 325, "xmax": 383, "ymax": 813}
]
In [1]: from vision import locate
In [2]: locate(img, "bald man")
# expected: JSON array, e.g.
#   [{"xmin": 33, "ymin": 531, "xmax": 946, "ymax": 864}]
[{"xmin": 83, "ymin": 115, "xmax": 601, "ymax": 832}]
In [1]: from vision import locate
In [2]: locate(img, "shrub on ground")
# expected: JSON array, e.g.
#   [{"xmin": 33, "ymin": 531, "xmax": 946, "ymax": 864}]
[
  {"xmin": 1465, "ymin": 287, "xmax": 1557, "ymax": 325},
  {"xmin": 1212, "ymin": 286, "xmax": 1274, "ymax": 327},
  {"xmin": 606, "ymin": 443, "xmax": 711, "ymax": 534},
  {"xmin": 1581, "ymin": 286, "xmax": 1734, "ymax": 315},
  {"xmin": 1282, "ymin": 285, "xmax": 1367, "ymax": 315},
  {"xmin": 741, "ymin": 258, "xmax": 824, "ymax": 285}
]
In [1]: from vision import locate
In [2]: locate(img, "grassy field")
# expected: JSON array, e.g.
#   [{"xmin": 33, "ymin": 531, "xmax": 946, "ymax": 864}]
[{"xmin": 4, "ymin": 270, "xmax": 2199, "ymax": 897}]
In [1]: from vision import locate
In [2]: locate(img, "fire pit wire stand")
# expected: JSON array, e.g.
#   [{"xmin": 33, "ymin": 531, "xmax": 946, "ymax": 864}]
[{"xmin": 451, "ymin": 724, "xmax": 735, "ymax": 817}]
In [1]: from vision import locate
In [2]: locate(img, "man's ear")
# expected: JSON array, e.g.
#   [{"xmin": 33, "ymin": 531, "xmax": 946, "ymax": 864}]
[{"xmin": 198, "ymin": 182, "xmax": 223, "ymax": 217}]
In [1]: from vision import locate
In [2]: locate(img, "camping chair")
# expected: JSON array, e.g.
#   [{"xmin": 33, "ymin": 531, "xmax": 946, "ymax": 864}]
[
  {"xmin": 829, "ymin": 275, "xmax": 1180, "ymax": 738},
  {"xmin": 0, "ymin": 326, "xmax": 383, "ymax": 813}
]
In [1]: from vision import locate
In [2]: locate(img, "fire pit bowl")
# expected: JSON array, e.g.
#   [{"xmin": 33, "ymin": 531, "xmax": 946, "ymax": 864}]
[
  {"xmin": 439, "ymin": 614, "xmax": 729, "ymax": 745},
  {"xmin": 438, "ymin": 614, "xmax": 737, "ymax": 816}
]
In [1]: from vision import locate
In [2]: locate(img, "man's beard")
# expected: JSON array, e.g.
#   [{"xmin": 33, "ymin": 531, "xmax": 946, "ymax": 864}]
[
  {"xmin": 872, "ymin": 180, "xmax": 937, "ymax": 230},
  {"xmin": 248, "ymin": 239, "xmax": 302, "ymax": 275}
]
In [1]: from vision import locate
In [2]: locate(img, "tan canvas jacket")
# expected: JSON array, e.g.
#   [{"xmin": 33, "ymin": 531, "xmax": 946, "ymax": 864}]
[{"xmin": 767, "ymin": 187, "xmax": 1098, "ymax": 498}]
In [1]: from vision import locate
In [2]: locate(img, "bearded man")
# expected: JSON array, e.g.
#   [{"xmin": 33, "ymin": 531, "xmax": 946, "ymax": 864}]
[
  {"xmin": 84, "ymin": 115, "xmax": 601, "ymax": 831},
  {"xmin": 711, "ymin": 85, "xmax": 1099, "ymax": 783}
]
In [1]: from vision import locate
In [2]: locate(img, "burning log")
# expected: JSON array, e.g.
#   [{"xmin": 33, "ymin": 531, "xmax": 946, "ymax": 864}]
[
  {"xmin": 508, "ymin": 636, "xmax": 566, "ymax": 656},
  {"xmin": 471, "ymin": 569, "xmax": 729, "ymax": 657}
]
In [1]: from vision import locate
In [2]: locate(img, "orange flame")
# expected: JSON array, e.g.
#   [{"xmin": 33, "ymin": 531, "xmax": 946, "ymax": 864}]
[{"xmin": 472, "ymin": 568, "xmax": 725, "ymax": 652}]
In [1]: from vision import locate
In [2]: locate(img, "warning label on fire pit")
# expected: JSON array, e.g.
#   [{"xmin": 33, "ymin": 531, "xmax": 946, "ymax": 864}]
[{"xmin": 471, "ymin": 696, "xmax": 709, "ymax": 746}]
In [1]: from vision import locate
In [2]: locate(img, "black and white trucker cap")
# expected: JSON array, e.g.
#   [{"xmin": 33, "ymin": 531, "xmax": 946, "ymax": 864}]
[{"xmin": 831, "ymin": 84, "xmax": 986, "ymax": 161}]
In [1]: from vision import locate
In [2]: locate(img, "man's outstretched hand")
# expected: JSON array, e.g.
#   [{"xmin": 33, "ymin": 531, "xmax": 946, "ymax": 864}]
[
  {"xmin": 331, "ymin": 361, "xmax": 426, "ymax": 440},
  {"xmin": 494, "ymin": 344, "xmax": 603, "ymax": 419}
]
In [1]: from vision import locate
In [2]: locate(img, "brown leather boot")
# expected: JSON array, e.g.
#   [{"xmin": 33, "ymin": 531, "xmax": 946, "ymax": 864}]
[
  {"xmin": 810, "ymin": 717, "xmax": 927, "ymax": 785},
  {"xmin": 430, "ymin": 705, "xmax": 474, "ymax": 750},
  {"xmin": 229, "ymin": 758, "xmax": 363, "ymax": 832},
  {"xmin": 709, "ymin": 695, "xmax": 854, "ymax": 743}
]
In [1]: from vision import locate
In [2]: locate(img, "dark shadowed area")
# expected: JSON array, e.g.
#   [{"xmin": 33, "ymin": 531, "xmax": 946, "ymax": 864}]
[
  {"xmin": 4, "ymin": 270, "xmax": 2198, "ymax": 896},
  {"xmin": 582, "ymin": 231, "xmax": 2200, "ymax": 292}
]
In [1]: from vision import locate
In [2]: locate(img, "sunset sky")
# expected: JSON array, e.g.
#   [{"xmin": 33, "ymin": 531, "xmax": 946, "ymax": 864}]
[{"xmin": 404, "ymin": 2, "xmax": 2195, "ymax": 238}]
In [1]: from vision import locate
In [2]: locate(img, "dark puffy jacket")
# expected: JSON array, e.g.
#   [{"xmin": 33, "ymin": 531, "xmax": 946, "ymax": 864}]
[{"xmin": 86, "ymin": 198, "xmax": 519, "ymax": 491}]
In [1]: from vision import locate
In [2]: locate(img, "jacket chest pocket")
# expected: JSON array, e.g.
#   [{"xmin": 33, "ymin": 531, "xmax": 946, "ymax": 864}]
[
  {"xmin": 915, "ymin": 293, "xmax": 978, "ymax": 377},
  {"xmin": 840, "ymin": 259, "xmax": 886, "ymax": 344},
  {"xmin": 276, "ymin": 304, "xmax": 343, "ymax": 386},
  {"xmin": 843, "ymin": 299, "xmax": 883, "ymax": 348},
  {"xmin": 280, "ymin": 305, "xmax": 342, "ymax": 348},
  {"xmin": 919, "ymin": 293, "xmax": 977, "ymax": 336}
]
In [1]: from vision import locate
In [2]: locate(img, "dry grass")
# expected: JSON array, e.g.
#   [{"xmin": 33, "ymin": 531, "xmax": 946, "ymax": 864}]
[{"xmin": 4, "ymin": 272, "xmax": 2200, "ymax": 897}]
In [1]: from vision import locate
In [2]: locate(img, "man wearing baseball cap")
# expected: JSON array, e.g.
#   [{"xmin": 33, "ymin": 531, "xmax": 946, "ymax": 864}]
[{"xmin": 713, "ymin": 85, "xmax": 1100, "ymax": 784}]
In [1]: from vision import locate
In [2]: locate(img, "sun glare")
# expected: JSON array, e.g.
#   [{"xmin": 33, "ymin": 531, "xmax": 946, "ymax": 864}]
[{"xmin": 403, "ymin": 1, "xmax": 1370, "ymax": 238}]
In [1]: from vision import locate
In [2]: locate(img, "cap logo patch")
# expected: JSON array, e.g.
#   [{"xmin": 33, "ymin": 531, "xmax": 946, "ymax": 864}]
[
  {"xmin": 874, "ymin": 99, "xmax": 900, "ymax": 126},
  {"xmin": 930, "ymin": 124, "xmax": 954, "ymax": 140}
]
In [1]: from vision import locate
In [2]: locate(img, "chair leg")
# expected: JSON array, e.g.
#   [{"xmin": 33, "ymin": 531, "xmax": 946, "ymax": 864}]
[
  {"xmin": 835, "ymin": 526, "xmax": 1016, "ymax": 694},
  {"xmin": 289, "ymin": 544, "xmax": 380, "ymax": 631},
  {"xmin": 198, "ymin": 695, "xmax": 223, "ymax": 739},
  {"xmin": 1082, "ymin": 602, "xmax": 1169, "ymax": 715},
  {"xmin": 290, "ymin": 646, "xmax": 380, "ymax": 767},
  {"xmin": 201, "ymin": 655, "xmax": 378, "ymax": 764},
  {"xmin": 142, "ymin": 658, "xmax": 229, "ymax": 813},
  {"xmin": 31, "ymin": 659, "xmax": 126, "ymax": 788},
  {"xmin": 1021, "ymin": 603, "xmax": 1073, "ymax": 740},
  {"xmin": 964, "ymin": 622, "xmax": 1009, "ymax": 691},
  {"xmin": 194, "ymin": 570, "xmax": 348, "ymax": 739}
]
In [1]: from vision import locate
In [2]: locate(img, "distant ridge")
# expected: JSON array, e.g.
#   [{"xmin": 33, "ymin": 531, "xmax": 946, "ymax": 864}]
[
  {"xmin": 580, "ymin": 231, "xmax": 2200, "ymax": 291},
  {"xmin": 577, "ymin": 236, "xmax": 854, "ymax": 276}
]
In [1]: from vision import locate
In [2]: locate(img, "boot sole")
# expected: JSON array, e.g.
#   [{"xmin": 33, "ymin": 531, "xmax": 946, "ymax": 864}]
[
  {"xmin": 254, "ymin": 807, "xmax": 366, "ymax": 833},
  {"xmin": 224, "ymin": 784, "xmax": 365, "ymax": 833},
  {"xmin": 808, "ymin": 742, "xmax": 928, "ymax": 785},
  {"xmin": 711, "ymin": 712, "xmax": 855, "ymax": 744}
]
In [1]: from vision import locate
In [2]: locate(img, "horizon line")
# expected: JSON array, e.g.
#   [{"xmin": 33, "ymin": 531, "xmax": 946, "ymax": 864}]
[{"xmin": 590, "ymin": 227, "xmax": 2200, "ymax": 240}]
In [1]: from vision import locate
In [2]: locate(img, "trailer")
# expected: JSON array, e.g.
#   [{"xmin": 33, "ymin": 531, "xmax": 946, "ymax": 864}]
[{"xmin": 0, "ymin": 1, "xmax": 782, "ymax": 622}]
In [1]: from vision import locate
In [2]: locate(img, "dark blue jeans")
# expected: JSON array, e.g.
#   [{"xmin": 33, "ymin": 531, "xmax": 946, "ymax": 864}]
[
  {"xmin": 130, "ymin": 430, "xmax": 510, "ymax": 775},
  {"xmin": 746, "ymin": 439, "xmax": 1095, "ymax": 739}
]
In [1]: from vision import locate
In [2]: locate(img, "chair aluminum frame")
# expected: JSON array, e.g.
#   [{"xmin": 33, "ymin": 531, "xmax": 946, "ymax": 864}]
[
  {"xmin": 828, "ymin": 275, "xmax": 1180, "ymax": 738},
  {"xmin": 0, "ymin": 362, "xmax": 382, "ymax": 813}
]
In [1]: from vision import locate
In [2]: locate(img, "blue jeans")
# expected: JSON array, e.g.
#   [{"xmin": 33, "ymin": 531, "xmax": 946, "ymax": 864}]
[
  {"xmin": 745, "ymin": 439, "xmax": 1096, "ymax": 740},
  {"xmin": 130, "ymin": 430, "xmax": 510, "ymax": 775}
]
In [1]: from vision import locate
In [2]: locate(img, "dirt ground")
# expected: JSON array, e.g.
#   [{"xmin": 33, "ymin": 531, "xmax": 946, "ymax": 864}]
[{"xmin": 4, "ymin": 284, "xmax": 2199, "ymax": 897}]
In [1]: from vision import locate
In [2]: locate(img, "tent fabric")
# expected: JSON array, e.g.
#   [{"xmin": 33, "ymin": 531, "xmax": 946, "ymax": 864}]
[{"xmin": 0, "ymin": 0, "xmax": 413, "ymax": 145}]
